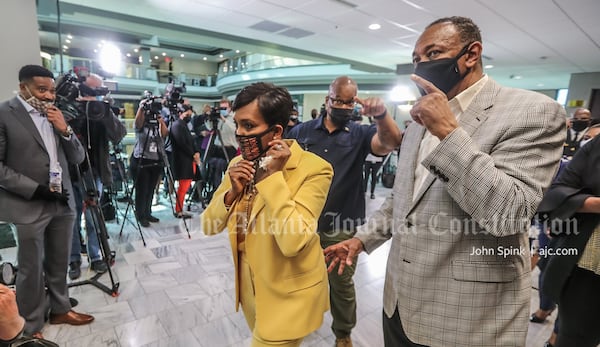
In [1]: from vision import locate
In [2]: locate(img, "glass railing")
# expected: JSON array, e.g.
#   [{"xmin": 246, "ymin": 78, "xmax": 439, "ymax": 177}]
[
  {"xmin": 47, "ymin": 54, "xmax": 218, "ymax": 87},
  {"xmin": 217, "ymin": 53, "xmax": 326, "ymax": 79}
]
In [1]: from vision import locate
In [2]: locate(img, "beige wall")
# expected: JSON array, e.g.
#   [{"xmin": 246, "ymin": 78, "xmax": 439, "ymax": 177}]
[{"xmin": 0, "ymin": 0, "xmax": 41, "ymax": 99}]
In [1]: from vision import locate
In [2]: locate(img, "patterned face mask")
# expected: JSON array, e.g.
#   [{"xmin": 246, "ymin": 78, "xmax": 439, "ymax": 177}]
[
  {"xmin": 235, "ymin": 125, "xmax": 275, "ymax": 161},
  {"xmin": 23, "ymin": 86, "xmax": 54, "ymax": 114}
]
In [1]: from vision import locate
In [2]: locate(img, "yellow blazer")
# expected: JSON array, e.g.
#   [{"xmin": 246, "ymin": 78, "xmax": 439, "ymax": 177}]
[{"xmin": 201, "ymin": 140, "xmax": 333, "ymax": 340}]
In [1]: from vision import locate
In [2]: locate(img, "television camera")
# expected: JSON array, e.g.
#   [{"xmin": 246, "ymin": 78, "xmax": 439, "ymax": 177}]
[
  {"xmin": 164, "ymin": 80, "xmax": 186, "ymax": 112},
  {"xmin": 55, "ymin": 72, "xmax": 112, "ymax": 122}
]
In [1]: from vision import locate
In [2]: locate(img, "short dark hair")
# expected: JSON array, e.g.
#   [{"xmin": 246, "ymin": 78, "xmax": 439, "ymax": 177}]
[
  {"xmin": 427, "ymin": 16, "xmax": 482, "ymax": 46},
  {"xmin": 232, "ymin": 82, "xmax": 293, "ymax": 129},
  {"xmin": 18, "ymin": 65, "xmax": 54, "ymax": 82}
]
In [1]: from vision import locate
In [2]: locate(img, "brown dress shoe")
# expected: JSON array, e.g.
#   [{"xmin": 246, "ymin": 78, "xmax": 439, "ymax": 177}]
[{"xmin": 49, "ymin": 310, "xmax": 94, "ymax": 325}]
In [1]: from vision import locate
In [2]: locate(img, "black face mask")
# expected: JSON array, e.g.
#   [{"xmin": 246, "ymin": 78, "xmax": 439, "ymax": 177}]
[
  {"xmin": 571, "ymin": 119, "xmax": 590, "ymax": 132},
  {"xmin": 236, "ymin": 125, "xmax": 275, "ymax": 161},
  {"xmin": 183, "ymin": 115, "xmax": 192, "ymax": 123},
  {"xmin": 414, "ymin": 43, "xmax": 472, "ymax": 96},
  {"xmin": 329, "ymin": 107, "xmax": 353, "ymax": 128}
]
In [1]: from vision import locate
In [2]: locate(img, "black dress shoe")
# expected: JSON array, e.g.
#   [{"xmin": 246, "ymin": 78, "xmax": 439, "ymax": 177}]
[
  {"xmin": 543, "ymin": 342, "xmax": 553, "ymax": 347},
  {"xmin": 147, "ymin": 215, "xmax": 160, "ymax": 223},
  {"xmin": 139, "ymin": 219, "xmax": 150, "ymax": 227},
  {"xmin": 175, "ymin": 212, "xmax": 192, "ymax": 219},
  {"xmin": 529, "ymin": 313, "xmax": 547, "ymax": 323}
]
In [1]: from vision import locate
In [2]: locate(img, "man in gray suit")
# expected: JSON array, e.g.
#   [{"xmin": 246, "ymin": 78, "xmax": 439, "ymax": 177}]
[
  {"xmin": 0, "ymin": 65, "xmax": 93, "ymax": 339},
  {"xmin": 324, "ymin": 17, "xmax": 566, "ymax": 347}
]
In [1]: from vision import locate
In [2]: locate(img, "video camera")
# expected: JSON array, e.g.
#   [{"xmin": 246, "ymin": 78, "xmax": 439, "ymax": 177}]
[
  {"xmin": 165, "ymin": 80, "xmax": 186, "ymax": 111},
  {"xmin": 141, "ymin": 90, "xmax": 163, "ymax": 125},
  {"xmin": 55, "ymin": 72, "xmax": 112, "ymax": 122}
]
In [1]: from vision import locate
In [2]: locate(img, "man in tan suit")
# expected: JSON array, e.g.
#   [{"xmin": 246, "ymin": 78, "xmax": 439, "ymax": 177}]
[{"xmin": 324, "ymin": 17, "xmax": 566, "ymax": 347}]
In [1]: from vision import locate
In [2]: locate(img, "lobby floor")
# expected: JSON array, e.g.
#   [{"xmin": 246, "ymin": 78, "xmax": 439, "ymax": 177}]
[{"xmin": 0, "ymin": 184, "xmax": 561, "ymax": 347}]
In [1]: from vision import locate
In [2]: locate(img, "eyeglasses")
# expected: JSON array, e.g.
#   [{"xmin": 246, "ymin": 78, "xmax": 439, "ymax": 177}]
[{"xmin": 328, "ymin": 97, "xmax": 356, "ymax": 108}]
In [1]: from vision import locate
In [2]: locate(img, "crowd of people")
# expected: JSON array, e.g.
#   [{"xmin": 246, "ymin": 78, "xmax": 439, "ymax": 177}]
[{"xmin": 1, "ymin": 14, "xmax": 599, "ymax": 347}]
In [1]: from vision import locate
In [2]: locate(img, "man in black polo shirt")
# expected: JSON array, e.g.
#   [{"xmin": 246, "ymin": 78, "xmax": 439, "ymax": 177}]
[{"xmin": 286, "ymin": 75, "xmax": 401, "ymax": 347}]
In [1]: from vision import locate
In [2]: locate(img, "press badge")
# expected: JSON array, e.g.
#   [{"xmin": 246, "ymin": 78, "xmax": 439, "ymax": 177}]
[{"xmin": 149, "ymin": 141, "xmax": 158, "ymax": 153}]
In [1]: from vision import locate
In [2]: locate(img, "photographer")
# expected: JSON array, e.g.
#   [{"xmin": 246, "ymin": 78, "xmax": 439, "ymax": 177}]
[
  {"xmin": 67, "ymin": 73, "xmax": 127, "ymax": 280},
  {"xmin": 204, "ymin": 100, "xmax": 238, "ymax": 190},
  {"xmin": 130, "ymin": 96, "xmax": 168, "ymax": 227},
  {"xmin": 170, "ymin": 104, "xmax": 201, "ymax": 218}
]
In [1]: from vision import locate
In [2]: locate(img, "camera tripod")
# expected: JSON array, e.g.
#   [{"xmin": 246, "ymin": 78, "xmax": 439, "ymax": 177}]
[
  {"xmin": 118, "ymin": 113, "xmax": 191, "ymax": 246},
  {"xmin": 68, "ymin": 157, "xmax": 120, "ymax": 297},
  {"xmin": 186, "ymin": 119, "xmax": 231, "ymax": 210}
]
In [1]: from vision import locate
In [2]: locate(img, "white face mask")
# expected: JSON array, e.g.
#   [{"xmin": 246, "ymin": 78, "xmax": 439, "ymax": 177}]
[{"xmin": 579, "ymin": 138, "xmax": 592, "ymax": 148}]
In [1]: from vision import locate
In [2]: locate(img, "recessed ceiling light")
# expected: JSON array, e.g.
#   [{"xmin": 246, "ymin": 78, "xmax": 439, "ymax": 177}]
[
  {"xmin": 368, "ymin": 23, "xmax": 381, "ymax": 30},
  {"xmin": 219, "ymin": 54, "xmax": 223, "ymax": 58},
  {"xmin": 235, "ymin": 50, "xmax": 240, "ymax": 53},
  {"xmin": 162, "ymin": 52, "xmax": 166, "ymax": 56},
  {"xmin": 62, "ymin": 45, "xmax": 68, "ymax": 49},
  {"xmin": 154, "ymin": 56, "xmax": 158, "ymax": 59},
  {"xmin": 484, "ymin": 64, "xmax": 494, "ymax": 69},
  {"xmin": 67, "ymin": 34, "xmax": 73, "ymax": 39},
  {"xmin": 93, "ymin": 49, "xmax": 98, "ymax": 53},
  {"xmin": 203, "ymin": 57, "xmax": 207, "ymax": 60},
  {"xmin": 65, "ymin": 39, "xmax": 71, "ymax": 44},
  {"xmin": 126, "ymin": 53, "xmax": 131, "ymax": 57},
  {"xmin": 134, "ymin": 48, "xmax": 139, "ymax": 53}
]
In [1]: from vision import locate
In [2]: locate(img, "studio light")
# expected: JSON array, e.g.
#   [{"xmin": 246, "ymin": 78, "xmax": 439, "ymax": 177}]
[{"xmin": 99, "ymin": 43, "xmax": 122, "ymax": 75}]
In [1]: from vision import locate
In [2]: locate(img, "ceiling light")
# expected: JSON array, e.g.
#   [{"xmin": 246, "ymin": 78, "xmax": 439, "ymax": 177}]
[
  {"xmin": 126, "ymin": 53, "xmax": 131, "ymax": 57},
  {"xmin": 484, "ymin": 64, "xmax": 494, "ymax": 69},
  {"xmin": 67, "ymin": 34, "xmax": 73, "ymax": 39},
  {"xmin": 65, "ymin": 39, "xmax": 71, "ymax": 43},
  {"xmin": 180, "ymin": 53, "xmax": 184, "ymax": 58},
  {"xmin": 154, "ymin": 56, "xmax": 159, "ymax": 59},
  {"xmin": 203, "ymin": 57, "xmax": 207, "ymax": 60},
  {"xmin": 235, "ymin": 50, "xmax": 240, "ymax": 53},
  {"xmin": 368, "ymin": 23, "xmax": 381, "ymax": 30},
  {"xmin": 162, "ymin": 52, "xmax": 166, "ymax": 56},
  {"xmin": 219, "ymin": 54, "xmax": 223, "ymax": 58},
  {"xmin": 40, "ymin": 51, "xmax": 52, "ymax": 60},
  {"xmin": 134, "ymin": 48, "xmax": 139, "ymax": 53},
  {"xmin": 93, "ymin": 49, "xmax": 98, "ymax": 53},
  {"xmin": 62, "ymin": 45, "xmax": 68, "ymax": 49}
]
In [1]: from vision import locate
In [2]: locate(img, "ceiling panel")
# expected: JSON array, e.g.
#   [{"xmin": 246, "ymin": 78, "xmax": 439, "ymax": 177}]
[{"xmin": 39, "ymin": 0, "xmax": 600, "ymax": 89}]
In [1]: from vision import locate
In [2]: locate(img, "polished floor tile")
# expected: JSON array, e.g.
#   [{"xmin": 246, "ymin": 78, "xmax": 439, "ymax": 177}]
[{"xmin": 0, "ymin": 184, "xmax": 564, "ymax": 346}]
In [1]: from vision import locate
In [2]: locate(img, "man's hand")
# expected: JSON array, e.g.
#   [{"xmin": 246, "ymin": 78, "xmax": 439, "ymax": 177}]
[
  {"xmin": 0, "ymin": 284, "xmax": 25, "ymax": 341},
  {"xmin": 410, "ymin": 74, "xmax": 459, "ymax": 140},
  {"xmin": 323, "ymin": 238, "xmax": 364, "ymax": 275},
  {"xmin": 356, "ymin": 96, "xmax": 387, "ymax": 118},
  {"xmin": 46, "ymin": 106, "xmax": 69, "ymax": 136},
  {"xmin": 33, "ymin": 185, "xmax": 69, "ymax": 205}
]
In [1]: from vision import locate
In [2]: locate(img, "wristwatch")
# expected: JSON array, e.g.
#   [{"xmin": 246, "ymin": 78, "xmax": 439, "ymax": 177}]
[{"xmin": 62, "ymin": 125, "xmax": 73, "ymax": 137}]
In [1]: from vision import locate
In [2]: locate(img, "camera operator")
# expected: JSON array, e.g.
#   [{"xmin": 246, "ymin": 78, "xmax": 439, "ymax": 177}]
[
  {"xmin": 206, "ymin": 99, "xmax": 238, "ymax": 161},
  {"xmin": 68, "ymin": 73, "xmax": 127, "ymax": 280},
  {"xmin": 192, "ymin": 104, "xmax": 210, "ymax": 153},
  {"xmin": 130, "ymin": 96, "xmax": 168, "ymax": 227},
  {"xmin": 170, "ymin": 104, "xmax": 201, "ymax": 218}
]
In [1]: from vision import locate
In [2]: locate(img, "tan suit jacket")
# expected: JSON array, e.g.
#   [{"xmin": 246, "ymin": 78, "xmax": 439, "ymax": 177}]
[
  {"xmin": 201, "ymin": 140, "xmax": 333, "ymax": 340},
  {"xmin": 355, "ymin": 79, "xmax": 566, "ymax": 347}
]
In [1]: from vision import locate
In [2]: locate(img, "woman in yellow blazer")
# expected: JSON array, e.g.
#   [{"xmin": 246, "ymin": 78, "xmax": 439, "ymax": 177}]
[{"xmin": 201, "ymin": 82, "xmax": 333, "ymax": 347}]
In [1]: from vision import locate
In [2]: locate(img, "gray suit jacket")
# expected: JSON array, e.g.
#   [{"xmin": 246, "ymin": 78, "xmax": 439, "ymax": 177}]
[
  {"xmin": 355, "ymin": 79, "xmax": 566, "ymax": 347},
  {"xmin": 0, "ymin": 97, "xmax": 85, "ymax": 224}
]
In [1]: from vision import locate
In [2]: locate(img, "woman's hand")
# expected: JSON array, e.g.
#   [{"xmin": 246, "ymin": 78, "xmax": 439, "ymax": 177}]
[
  {"xmin": 255, "ymin": 140, "xmax": 290, "ymax": 183},
  {"xmin": 225, "ymin": 160, "xmax": 256, "ymax": 203}
]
